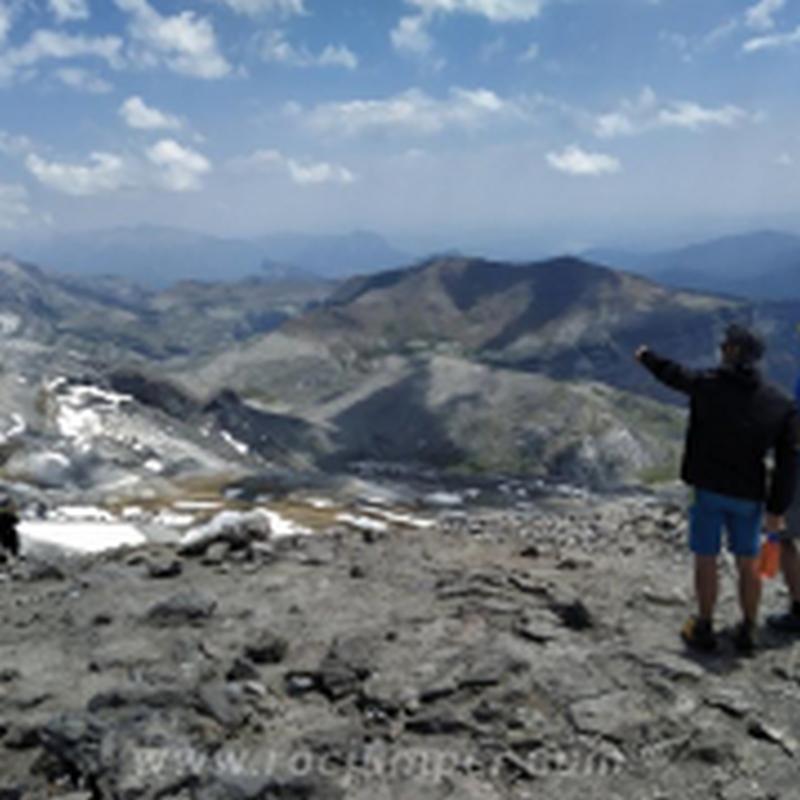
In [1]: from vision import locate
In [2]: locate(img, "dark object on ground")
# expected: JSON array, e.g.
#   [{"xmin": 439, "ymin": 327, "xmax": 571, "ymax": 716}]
[
  {"xmin": 0, "ymin": 497, "xmax": 20, "ymax": 557},
  {"xmin": 681, "ymin": 616, "xmax": 718, "ymax": 652},
  {"xmin": 766, "ymin": 611, "xmax": 800, "ymax": 633}
]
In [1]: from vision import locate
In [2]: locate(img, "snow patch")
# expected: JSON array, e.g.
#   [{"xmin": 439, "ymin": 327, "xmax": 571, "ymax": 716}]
[
  {"xmin": 0, "ymin": 313, "xmax": 20, "ymax": 335},
  {"xmin": 52, "ymin": 381, "xmax": 134, "ymax": 453},
  {"xmin": 337, "ymin": 513, "xmax": 389, "ymax": 534},
  {"xmin": 174, "ymin": 500, "xmax": 222, "ymax": 511},
  {"xmin": 18, "ymin": 520, "xmax": 146, "ymax": 555},
  {"xmin": 55, "ymin": 506, "xmax": 117, "ymax": 523},
  {"xmin": 0, "ymin": 413, "xmax": 26, "ymax": 444},
  {"xmin": 221, "ymin": 430, "xmax": 249, "ymax": 455},
  {"xmin": 154, "ymin": 511, "xmax": 196, "ymax": 528},
  {"xmin": 305, "ymin": 496, "xmax": 337, "ymax": 510},
  {"xmin": 360, "ymin": 507, "xmax": 435, "ymax": 529},
  {"xmin": 262, "ymin": 509, "xmax": 312, "ymax": 539}
]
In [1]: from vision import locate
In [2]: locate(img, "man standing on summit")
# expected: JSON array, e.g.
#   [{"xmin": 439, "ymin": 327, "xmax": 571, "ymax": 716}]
[{"xmin": 636, "ymin": 325, "xmax": 798, "ymax": 653}]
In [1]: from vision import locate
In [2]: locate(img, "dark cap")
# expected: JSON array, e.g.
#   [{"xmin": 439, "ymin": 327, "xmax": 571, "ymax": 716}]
[{"xmin": 722, "ymin": 324, "xmax": 765, "ymax": 365}]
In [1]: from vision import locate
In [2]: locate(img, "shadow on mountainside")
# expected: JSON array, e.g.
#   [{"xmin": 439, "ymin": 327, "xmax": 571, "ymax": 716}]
[{"xmin": 323, "ymin": 370, "xmax": 468, "ymax": 470}]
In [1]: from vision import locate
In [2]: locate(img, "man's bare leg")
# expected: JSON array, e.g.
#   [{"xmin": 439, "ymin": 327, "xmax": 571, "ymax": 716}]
[
  {"xmin": 779, "ymin": 539, "xmax": 800, "ymax": 607},
  {"xmin": 735, "ymin": 556, "xmax": 761, "ymax": 625},
  {"xmin": 695, "ymin": 555, "xmax": 718, "ymax": 622}
]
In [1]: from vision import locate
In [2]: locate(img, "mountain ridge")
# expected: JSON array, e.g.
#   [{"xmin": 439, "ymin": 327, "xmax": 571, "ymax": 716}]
[{"xmin": 586, "ymin": 229, "xmax": 800, "ymax": 300}]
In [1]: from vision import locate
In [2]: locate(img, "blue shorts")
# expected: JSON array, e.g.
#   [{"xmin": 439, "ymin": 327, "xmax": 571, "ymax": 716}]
[{"xmin": 689, "ymin": 489, "xmax": 763, "ymax": 558}]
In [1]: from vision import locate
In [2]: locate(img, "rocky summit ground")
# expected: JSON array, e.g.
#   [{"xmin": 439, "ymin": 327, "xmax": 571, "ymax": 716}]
[{"xmin": 1, "ymin": 487, "xmax": 799, "ymax": 800}]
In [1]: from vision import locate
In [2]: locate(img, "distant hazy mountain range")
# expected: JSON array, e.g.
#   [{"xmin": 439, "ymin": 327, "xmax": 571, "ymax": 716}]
[
  {"xmin": 586, "ymin": 230, "xmax": 800, "ymax": 300},
  {"xmin": 4, "ymin": 226, "xmax": 799, "ymax": 298},
  {"xmin": 0, "ymin": 255, "xmax": 332, "ymax": 360},
  {"xmin": 5, "ymin": 226, "xmax": 412, "ymax": 288}
]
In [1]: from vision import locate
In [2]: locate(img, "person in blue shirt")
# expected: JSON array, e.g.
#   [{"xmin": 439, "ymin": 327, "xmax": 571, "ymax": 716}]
[{"xmin": 768, "ymin": 373, "xmax": 800, "ymax": 632}]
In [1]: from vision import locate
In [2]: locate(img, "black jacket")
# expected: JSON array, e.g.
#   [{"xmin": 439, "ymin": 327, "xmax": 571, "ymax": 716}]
[{"xmin": 640, "ymin": 349, "xmax": 799, "ymax": 514}]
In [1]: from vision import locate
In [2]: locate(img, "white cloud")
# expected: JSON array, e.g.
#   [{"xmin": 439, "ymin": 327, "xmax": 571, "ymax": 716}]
[
  {"xmin": 317, "ymin": 45, "xmax": 358, "ymax": 70},
  {"xmin": 115, "ymin": 0, "xmax": 231, "ymax": 79},
  {"xmin": 26, "ymin": 151, "xmax": 129, "ymax": 196},
  {"xmin": 743, "ymin": 25, "xmax": 800, "ymax": 52},
  {"xmin": 0, "ymin": 29, "xmax": 124, "ymax": 84},
  {"xmin": 49, "ymin": 0, "xmax": 90, "ymax": 23},
  {"xmin": 593, "ymin": 87, "xmax": 751, "ymax": 137},
  {"xmin": 406, "ymin": 0, "xmax": 545, "ymax": 22},
  {"xmin": 393, "ymin": 0, "xmax": 545, "ymax": 57},
  {"xmin": 546, "ymin": 145, "xmax": 620, "ymax": 177},
  {"xmin": 656, "ymin": 102, "xmax": 748, "ymax": 130},
  {"xmin": 259, "ymin": 30, "xmax": 358, "ymax": 69},
  {"xmin": 745, "ymin": 0, "xmax": 785, "ymax": 31},
  {"xmin": 216, "ymin": 0, "xmax": 305, "ymax": 15},
  {"xmin": 233, "ymin": 149, "xmax": 356, "ymax": 185},
  {"xmin": 120, "ymin": 96, "xmax": 181, "ymax": 130},
  {"xmin": 303, "ymin": 87, "xmax": 525, "ymax": 137},
  {"xmin": 391, "ymin": 14, "xmax": 435, "ymax": 55},
  {"xmin": 0, "ymin": 130, "xmax": 34, "ymax": 157},
  {"xmin": 775, "ymin": 152, "xmax": 794, "ymax": 167},
  {"xmin": 146, "ymin": 139, "xmax": 211, "ymax": 191},
  {"xmin": 0, "ymin": 183, "xmax": 31, "ymax": 229},
  {"xmin": 55, "ymin": 66, "xmax": 112, "ymax": 93},
  {"xmin": 287, "ymin": 159, "xmax": 355, "ymax": 185},
  {"xmin": 0, "ymin": 4, "xmax": 12, "ymax": 45}
]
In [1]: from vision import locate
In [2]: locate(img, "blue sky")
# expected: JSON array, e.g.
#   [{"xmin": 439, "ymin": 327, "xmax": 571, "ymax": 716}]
[{"xmin": 1, "ymin": 0, "xmax": 799, "ymax": 252}]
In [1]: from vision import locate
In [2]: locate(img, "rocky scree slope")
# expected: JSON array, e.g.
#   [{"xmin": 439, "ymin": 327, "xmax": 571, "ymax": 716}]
[{"xmin": 0, "ymin": 491, "xmax": 799, "ymax": 799}]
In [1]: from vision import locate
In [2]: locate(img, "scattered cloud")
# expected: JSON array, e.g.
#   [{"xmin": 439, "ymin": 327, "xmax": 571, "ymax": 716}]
[
  {"xmin": 745, "ymin": 0, "xmax": 785, "ymax": 31},
  {"xmin": 259, "ymin": 31, "xmax": 358, "ymax": 69},
  {"xmin": 405, "ymin": 0, "xmax": 546, "ymax": 23},
  {"xmin": 302, "ymin": 87, "xmax": 526, "ymax": 137},
  {"xmin": 0, "ymin": 29, "xmax": 124, "ymax": 85},
  {"xmin": 480, "ymin": 36, "xmax": 506, "ymax": 62},
  {"xmin": 775, "ymin": 152, "xmax": 794, "ymax": 167},
  {"xmin": 55, "ymin": 66, "xmax": 113, "ymax": 93},
  {"xmin": 392, "ymin": 0, "xmax": 546, "ymax": 58},
  {"xmin": 391, "ymin": 14, "xmax": 435, "ymax": 56},
  {"xmin": 0, "ymin": 183, "xmax": 31, "ymax": 229},
  {"xmin": 518, "ymin": 42, "xmax": 539, "ymax": 62},
  {"xmin": 235, "ymin": 149, "xmax": 356, "ymax": 185},
  {"xmin": 49, "ymin": 0, "xmax": 90, "ymax": 23},
  {"xmin": 215, "ymin": 0, "xmax": 305, "ymax": 15},
  {"xmin": 743, "ymin": 25, "xmax": 800, "ymax": 52},
  {"xmin": 26, "ymin": 151, "xmax": 129, "ymax": 196},
  {"xmin": 146, "ymin": 139, "xmax": 211, "ymax": 191},
  {"xmin": 664, "ymin": 3, "xmax": 789, "ymax": 60},
  {"xmin": 593, "ymin": 87, "xmax": 752, "ymax": 137},
  {"xmin": 115, "ymin": 0, "xmax": 232, "ymax": 79},
  {"xmin": 546, "ymin": 145, "xmax": 620, "ymax": 176},
  {"xmin": 0, "ymin": 4, "xmax": 12, "ymax": 45},
  {"xmin": 0, "ymin": 130, "xmax": 34, "ymax": 157},
  {"xmin": 657, "ymin": 102, "xmax": 749, "ymax": 130},
  {"xmin": 120, "ymin": 96, "xmax": 181, "ymax": 130}
]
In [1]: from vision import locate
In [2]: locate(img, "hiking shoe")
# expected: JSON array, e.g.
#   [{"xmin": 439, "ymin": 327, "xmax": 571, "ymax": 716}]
[
  {"xmin": 681, "ymin": 616, "xmax": 717, "ymax": 652},
  {"xmin": 766, "ymin": 611, "xmax": 800, "ymax": 633},
  {"xmin": 733, "ymin": 621, "xmax": 758, "ymax": 655}
]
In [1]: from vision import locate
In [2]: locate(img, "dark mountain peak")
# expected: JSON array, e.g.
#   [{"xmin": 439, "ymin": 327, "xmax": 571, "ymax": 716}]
[{"xmin": 327, "ymin": 253, "xmax": 637, "ymax": 313}]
